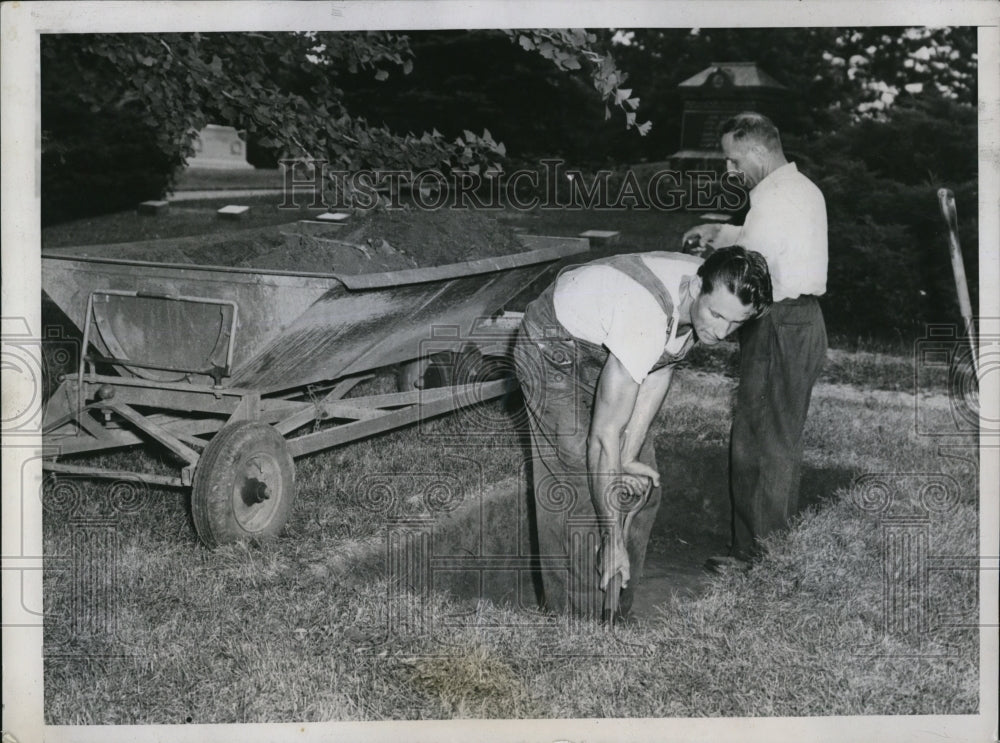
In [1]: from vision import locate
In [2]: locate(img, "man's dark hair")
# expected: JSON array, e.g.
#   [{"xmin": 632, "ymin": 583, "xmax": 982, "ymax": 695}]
[
  {"xmin": 697, "ymin": 245, "xmax": 773, "ymax": 317},
  {"xmin": 720, "ymin": 111, "xmax": 782, "ymax": 152}
]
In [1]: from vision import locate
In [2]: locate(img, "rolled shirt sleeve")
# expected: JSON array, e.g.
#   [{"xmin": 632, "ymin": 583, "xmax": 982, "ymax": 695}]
[{"xmin": 553, "ymin": 266, "xmax": 672, "ymax": 384}]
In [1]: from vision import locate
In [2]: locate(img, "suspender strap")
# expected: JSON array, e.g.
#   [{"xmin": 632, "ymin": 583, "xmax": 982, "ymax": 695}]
[{"xmin": 583, "ymin": 253, "xmax": 676, "ymax": 318}]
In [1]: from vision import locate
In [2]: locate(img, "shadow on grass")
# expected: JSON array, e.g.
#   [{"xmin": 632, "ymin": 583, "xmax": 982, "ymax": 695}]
[{"xmin": 365, "ymin": 439, "xmax": 859, "ymax": 619}]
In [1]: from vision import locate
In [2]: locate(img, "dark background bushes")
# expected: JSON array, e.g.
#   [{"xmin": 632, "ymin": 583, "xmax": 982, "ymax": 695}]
[
  {"xmin": 41, "ymin": 98, "xmax": 180, "ymax": 226},
  {"xmin": 787, "ymin": 94, "xmax": 978, "ymax": 341}
]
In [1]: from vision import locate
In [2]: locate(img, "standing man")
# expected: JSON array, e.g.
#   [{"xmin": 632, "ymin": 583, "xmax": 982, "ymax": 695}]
[
  {"xmin": 514, "ymin": 247, "xmax": 772, "ymax": 620},
  {"xmin": 682, "ymin": 112, "xmax": 828, "ymax": 570}
]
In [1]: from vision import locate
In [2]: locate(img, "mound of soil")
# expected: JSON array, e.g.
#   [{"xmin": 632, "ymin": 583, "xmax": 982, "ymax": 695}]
[
  {"xmin": 66, "ymin": 209, "xmax": 527, "ymax": 274},
  {"xmin": 339, "ymin": 208, "xmax": 525, "ymax": 265}
]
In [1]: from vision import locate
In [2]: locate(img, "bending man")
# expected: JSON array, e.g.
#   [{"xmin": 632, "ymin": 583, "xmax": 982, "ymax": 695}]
[{"xmin": 514, "ymin": 247, "xmax": 772, "ymax": 620}]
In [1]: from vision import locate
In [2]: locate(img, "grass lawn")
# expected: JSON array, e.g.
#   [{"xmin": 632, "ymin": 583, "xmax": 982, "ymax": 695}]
[
  {"xmin": 41, "ymin": 195, "xmax": 328, "ymax": 249},
  {"xmin": 173, "ymin": 167, "xmax": 286, "ymax": 191},
  {"xmin": 41, "ymin": 366, "xmax": 979, "ymax": 722},
  {"xmin": 38, "ymin": 195, "xmax": 982, "ymax": 723}
]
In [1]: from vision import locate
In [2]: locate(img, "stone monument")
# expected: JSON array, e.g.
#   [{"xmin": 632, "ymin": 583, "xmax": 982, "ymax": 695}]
[
  {"xmin": 668, "ymin": 62, "xmax": 788, "ymax": 174},
  {"xmin": 185, "ymin": 124, "xmax": 254, "ymax": 170}
]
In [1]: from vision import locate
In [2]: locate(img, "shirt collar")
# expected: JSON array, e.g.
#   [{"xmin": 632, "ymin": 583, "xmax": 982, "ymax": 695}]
[{"xmin": 750, "ymin": 161, "xmax": 798, "ymax": 199}]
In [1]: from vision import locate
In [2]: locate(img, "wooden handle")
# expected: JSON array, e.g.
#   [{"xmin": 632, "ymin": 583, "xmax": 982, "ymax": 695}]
[{"xmin": 937, "ymin": 188, "xmax": 978, "ymax": 378}]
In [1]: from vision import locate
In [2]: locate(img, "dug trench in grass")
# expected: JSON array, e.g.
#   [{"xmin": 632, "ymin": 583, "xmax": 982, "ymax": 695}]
[
  {"xmin": 318, "ymin": 367, "xmax": 858, "ymax": 622},
  {"xmin": 345, "ymin": 368, "xmax": 960, "ymax": 626}
]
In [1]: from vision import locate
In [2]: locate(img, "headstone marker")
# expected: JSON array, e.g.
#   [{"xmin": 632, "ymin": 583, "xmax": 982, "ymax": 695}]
[
  {"xmin": 668, "ymin": 62, "xmax": 788, "ymax": 174},
  {"xmin": 186, "ymin": 124, "xmax": 254, "ymax": 170},
  {"xmin": 579, "ymin": 230, "xmax": 621, "ymax": 247},
  {"xmin": 217, "ymin": 205, "xmax": 250, "ymax": 220},
  {"xmin": 294, "ymin": 214, "xmax": 351, "ymax": 237},
  {"xmin": 316, "ymin": 212, "xmax": 351, "ymax": 223},
  {"xmin": 137, "ymin": 200, "xmax": 169, "ymax": 216}
]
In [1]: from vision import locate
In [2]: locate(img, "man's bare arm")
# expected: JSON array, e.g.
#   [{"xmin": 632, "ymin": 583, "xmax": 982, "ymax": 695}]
[
  {"xmin": 619, "ymin": 365, "xmax": 674, "ymax": 487},
  {"xmin": 588, "ymin": 353, "xmax": 643, "ymax": 589}
]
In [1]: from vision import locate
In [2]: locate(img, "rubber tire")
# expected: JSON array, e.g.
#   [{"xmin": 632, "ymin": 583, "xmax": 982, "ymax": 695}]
[{"xmin": 191, "ymin": 421, "xmax": 295, "ymax": 548}]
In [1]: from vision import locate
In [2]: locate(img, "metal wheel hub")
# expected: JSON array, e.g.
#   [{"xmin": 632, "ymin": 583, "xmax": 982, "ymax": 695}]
[{"xmin": 233, "ymin": 453, "xmax": 281, "ymax": 531}]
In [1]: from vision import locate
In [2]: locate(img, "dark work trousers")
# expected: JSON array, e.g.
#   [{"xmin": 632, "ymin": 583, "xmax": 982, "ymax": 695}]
[
  {"xmin": 729, "ymin": 295, "xmax": 827, "ymax": 560},
  {"xmin": 513, "ymin": 282, "xmax": 663, "ymax": 621}
]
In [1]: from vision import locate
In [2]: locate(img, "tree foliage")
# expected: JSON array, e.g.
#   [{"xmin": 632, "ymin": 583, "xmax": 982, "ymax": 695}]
[
  {"xmin": 41, "ymin": 30, "xmax": 648, "ymax": 222},
  {"xmin": 791, "ymin": 92, "xmax": 978, "ymax": 339},
  {"xmin": 504, "ymin": 29, "xmax": 651, "ymax": 135},
  {"xmin": 608, "ymin": 26, "xmax": 977, "ymax": 160}
]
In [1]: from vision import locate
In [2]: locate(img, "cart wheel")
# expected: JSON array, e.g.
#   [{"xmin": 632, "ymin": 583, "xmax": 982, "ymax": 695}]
[{"xmin": 191, "ymin": 421, "xmax": 295, "ymax": 548}]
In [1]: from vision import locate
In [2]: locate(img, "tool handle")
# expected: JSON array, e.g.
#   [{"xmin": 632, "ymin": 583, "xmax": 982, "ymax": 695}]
[
  {"xmin": 601, "ymin": 479, "xmax": 653, "ymax": 626},
  {"xmin": 602, "ymin": 571, "xmax": 623, "ymax": 625},
  {"xmin": 938, "ymin": 187, "xmax": 960, "ymax": 235},
  {"xmin": 937, "ymin": 188, "xmax": 978, "ymax": 378}
]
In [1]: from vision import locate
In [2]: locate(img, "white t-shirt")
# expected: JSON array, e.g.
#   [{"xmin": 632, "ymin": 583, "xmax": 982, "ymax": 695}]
[
  {"xmin": 716, "ymin": 162, "xmax": 827, "ymax": 302},
  {"xmin": 552, "ymin": 253, "xmax": 697, "ymax": 384}
]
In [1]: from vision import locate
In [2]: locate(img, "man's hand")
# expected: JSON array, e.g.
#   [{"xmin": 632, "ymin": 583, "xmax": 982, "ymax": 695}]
[
  {"xmin": 598, "ymin": 526, "xmax": 630, "ymax": 590},
  {"xmin": 598, "ymin": 471, "xmax": 653, "ymax": 592},
  {"xmin": 622, "ymin": 460, "xmax": 659, "ymax": 489},
  {"xmin": 681, "ymin": 223, "xmax": 723, "ymax": 255}
]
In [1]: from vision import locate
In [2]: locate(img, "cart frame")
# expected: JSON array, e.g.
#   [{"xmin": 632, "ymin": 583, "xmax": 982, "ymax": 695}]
[{"xmin": 41, "ymin": 231, "xmax": 586, "ymax": 546}]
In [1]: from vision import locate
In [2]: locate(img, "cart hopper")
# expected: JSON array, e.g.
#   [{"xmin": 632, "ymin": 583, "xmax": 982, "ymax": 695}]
[{"xmin": 42, "ymin": 234, "xmax": 588, "ymax": 393}]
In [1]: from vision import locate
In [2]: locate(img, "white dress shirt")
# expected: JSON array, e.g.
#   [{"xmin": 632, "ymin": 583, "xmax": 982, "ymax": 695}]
[{"xmin": 715, "ymin": 162, "xmax": 828, "ymax": 302}]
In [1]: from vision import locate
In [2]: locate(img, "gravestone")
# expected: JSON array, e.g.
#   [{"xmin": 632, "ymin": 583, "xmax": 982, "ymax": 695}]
[
  {"xmin": 579, "ymin": 229, "xmax": 621, "ymax": 247},
  {"xmin": 217, "ymin": 204, "xmax": 250, "ymax": 220},
  {"xmin": 292, "ymin": 212, "xmax": 352, "ymax": 237},
  {"xmin": 668, "ymin": 62, "xmax": 788, "ymax": 174},
  {"xmin": 186, "ymin": 124, "xmax": 254, "ymax": 170},
  {"xmin": 137, "ymin": 200, "xmax": 169, "ymax": 216},
  {"xmin": 315, "ymin": 212, "xmax": 351, "ymax": 223}
]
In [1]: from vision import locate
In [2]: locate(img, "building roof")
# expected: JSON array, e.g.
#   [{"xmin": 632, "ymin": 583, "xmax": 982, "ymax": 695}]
[{"xmin": 678, "ymin": 62, "xmax": 787, "ymax": 89}]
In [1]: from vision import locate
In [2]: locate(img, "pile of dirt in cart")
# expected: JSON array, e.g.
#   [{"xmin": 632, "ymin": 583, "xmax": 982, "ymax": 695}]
[
  {"xmin": 69, "ymin": 209, "xmax": 527, "ymax": 273},
  {"xmin": 338, "ymin": 208, "xmax": 526, "ymax": 265},
  {"xmin": 60, "ymin": 227, "xmax": 289, "ymax": 268}
]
